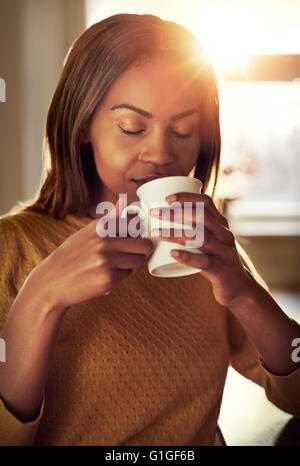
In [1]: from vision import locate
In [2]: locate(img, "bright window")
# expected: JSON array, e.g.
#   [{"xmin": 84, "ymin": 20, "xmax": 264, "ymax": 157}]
[{"xmin": 217, "ymin": 80, "xmax": 300, "ymax": 236}]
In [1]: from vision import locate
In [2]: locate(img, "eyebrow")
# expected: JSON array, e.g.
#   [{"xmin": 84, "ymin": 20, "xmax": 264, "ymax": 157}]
[{"xmin": 110, "ymin": 104, "xmax": 198, "ymax": 121}]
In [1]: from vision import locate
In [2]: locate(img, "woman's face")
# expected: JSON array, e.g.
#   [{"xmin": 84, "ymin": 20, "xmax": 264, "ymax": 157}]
[{"xmin": 87, "ymin": 55, "xmax": 201, "ymax": 213}]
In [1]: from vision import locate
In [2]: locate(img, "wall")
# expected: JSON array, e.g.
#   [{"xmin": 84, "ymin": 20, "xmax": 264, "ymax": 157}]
[
  {"xmin": 0, "ymin": 0, "xmax": 85, "ymax": 215},
  {"xmin": 238, "ymin": 235, "xmax": 300, "ymax": 291}
]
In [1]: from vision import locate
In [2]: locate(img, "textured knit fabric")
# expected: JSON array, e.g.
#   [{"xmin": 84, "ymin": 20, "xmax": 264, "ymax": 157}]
[{"xmin": 0, "ymin": 209, "xmax": 299, "ymax": 446}]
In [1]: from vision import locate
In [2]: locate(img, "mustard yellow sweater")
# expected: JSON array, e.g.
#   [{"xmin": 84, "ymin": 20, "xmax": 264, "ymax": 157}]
[{"xmin": 0, "ymin": 209, "xmax": 299, "ymax": 446}]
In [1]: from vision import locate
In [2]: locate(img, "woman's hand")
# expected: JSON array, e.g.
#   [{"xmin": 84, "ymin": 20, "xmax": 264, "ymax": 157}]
[
  {"xmin": 150, "ymin": 192, "xmax": 254, "ymax": 308},
  {"xmin": 29, "ymin": 197, "xmax": 154, "ymax": 313}
]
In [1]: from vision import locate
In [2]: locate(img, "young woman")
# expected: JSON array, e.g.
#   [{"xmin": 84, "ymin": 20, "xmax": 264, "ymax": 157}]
[{"xmin": 0, "ymin": 13, "xmax": 299, "ymax": 446}]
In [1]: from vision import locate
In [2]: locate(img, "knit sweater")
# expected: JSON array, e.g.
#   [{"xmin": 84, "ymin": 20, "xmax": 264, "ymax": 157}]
[{"xmin": 0, "ymin": 209, "xmax": 299, "ymax": 446}]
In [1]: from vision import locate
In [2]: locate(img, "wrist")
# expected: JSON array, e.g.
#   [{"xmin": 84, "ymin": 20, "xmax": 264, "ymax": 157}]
[
  {"xmin": 225, "ymin": 272, "xmax": 261, "ymax": 314},
  {"xmin": 19, "ymin": 266, "xmax": 67, "ymax": 317}
]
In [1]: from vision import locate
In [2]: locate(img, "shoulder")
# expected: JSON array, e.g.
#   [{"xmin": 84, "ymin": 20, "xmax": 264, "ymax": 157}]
[
  {"xmin": 0, "ymin": 209, "xmax": 64, "ymax": 294},
  {"xmin": 0, "ymin": 209, "xmax": 47, "ymax": 233},
  {"xmin": 0, "ymin": 207, "xmax": 91, "ymax": 265},
  {"xmin": 0, "ymin": 213, "xmax": 24, "ymax": 255},
  {"xmin": 0, "ymin": 207, "xmax": 86, "ymax": 244},
  {"xmin": 0, "ymin": 211, "xmax": 46, "ymax": 290},
  {"xmin": 0, "ymin": 213, "xmax": 34, "ymax": 320},
  {"xmin": 0, "ymin": 210, "xmax": 48, "ymax": 252}
]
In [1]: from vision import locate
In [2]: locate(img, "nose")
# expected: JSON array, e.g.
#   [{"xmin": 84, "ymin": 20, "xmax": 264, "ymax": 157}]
[{"xmin": 138, "ymin": 129, "xmax": 175, "ymax": 166}]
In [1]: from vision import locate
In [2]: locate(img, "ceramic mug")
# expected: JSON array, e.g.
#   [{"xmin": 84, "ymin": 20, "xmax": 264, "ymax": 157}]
[{"xmin": 121, "ymin": 176, "xmax": 204, "ymax": 277}]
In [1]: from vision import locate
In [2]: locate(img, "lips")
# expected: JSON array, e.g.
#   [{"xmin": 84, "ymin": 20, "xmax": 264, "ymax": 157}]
[{"xmin": 132, "ymin": 174, "xmax": 166, "ymax": 187}]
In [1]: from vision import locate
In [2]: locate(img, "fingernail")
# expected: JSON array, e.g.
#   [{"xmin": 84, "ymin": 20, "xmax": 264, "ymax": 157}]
[
  {"xmin": 150, "ymin": 208, "xmax": 161, "ymax": 216},
  {"xmin": 151, "ymin": 228, "xmax": 160, "ymax": 237},
  {"xmin": 166, "ymin": 194, "xmax": 177, "ymax": 203}
]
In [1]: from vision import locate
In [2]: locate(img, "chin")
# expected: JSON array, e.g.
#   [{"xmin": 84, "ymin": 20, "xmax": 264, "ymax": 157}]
[
  {"xmin": 114, "ymin": 183, "xmax": 138, "ymax": 206},
  {"xmin": 127, "ymin": 191, "xmax": 140, "ymax": 205}
]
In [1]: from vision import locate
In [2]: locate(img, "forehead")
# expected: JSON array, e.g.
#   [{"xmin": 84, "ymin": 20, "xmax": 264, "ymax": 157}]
[{"xmin": 101, "ymin": 56, "xmax": 200, "ymax": 114}]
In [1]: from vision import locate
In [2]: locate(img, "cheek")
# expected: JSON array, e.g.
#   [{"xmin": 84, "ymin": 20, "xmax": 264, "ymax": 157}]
[
  {"xmin": 190, "ymin": 135, "xmax": 201, "ymax": 162},
  {"xmin": 92, "ymin": 139, "xmax": 135, "ymax": 185},
  {"xmin": 177, "ymin": 139, "xmax": 200, "ymax": 166}
]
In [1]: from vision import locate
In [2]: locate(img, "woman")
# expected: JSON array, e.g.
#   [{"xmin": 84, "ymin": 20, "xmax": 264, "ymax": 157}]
[{"xmin": 0, "ymin": 13, "xmax": 299, "ymax": 446}]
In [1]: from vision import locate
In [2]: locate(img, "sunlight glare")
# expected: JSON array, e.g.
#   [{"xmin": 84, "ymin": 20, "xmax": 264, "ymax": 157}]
[{"xmin": 185, "ymin": 2, "xmax": 259, "ymax": 74}]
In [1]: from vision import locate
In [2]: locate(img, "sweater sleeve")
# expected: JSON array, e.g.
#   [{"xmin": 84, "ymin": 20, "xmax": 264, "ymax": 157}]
[
  {"xmin": 227, "ymin": 309, "xmax": 300, "ymax": 418},
  {"xmin": 0, "ymin": 394, "xmax": 45, "ymax": 446},
  {"xmin": 0, "ymin": 215, "xmax": 44, "ymax": 445},
  {"xmin": 226, "ymin": 241, "xmax": 300, "ymax": 419}
]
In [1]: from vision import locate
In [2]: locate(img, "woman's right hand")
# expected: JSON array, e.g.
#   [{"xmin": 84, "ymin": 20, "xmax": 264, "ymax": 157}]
[{"xmin": 28, "ymin": 197, "xmax": 154, "ymax": 313}]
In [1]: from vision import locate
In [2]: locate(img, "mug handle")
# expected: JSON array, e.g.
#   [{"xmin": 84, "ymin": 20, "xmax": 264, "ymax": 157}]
[
  {"xmin": 121, "ymin": 202, "xmax": 198, "ymax": 241},
  {"xmin": 120, "ymin": 203, "xmax": 149, "ymax": 238}
]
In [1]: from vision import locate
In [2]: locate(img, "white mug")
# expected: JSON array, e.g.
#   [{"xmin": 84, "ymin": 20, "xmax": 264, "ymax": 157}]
[{"xmin": 121, "ymin": 176, "xmax": 204, "ymax": 278}]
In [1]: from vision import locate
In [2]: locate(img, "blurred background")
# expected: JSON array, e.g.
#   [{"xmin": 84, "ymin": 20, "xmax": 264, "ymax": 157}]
[{"xmin": 0, "ymin": 0, "xmax": 299, "ymax": 445}]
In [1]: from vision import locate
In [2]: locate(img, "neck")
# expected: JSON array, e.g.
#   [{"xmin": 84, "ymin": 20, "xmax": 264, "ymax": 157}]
[{"xmin": 87, "ymin": 182, "xmax": 117, "ymax": 219}]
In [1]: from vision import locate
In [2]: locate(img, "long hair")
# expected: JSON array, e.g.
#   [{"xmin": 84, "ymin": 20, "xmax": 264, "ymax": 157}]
[{"xmin": 11, "ymin": 14, "xmax": 221, "ymax": 219}]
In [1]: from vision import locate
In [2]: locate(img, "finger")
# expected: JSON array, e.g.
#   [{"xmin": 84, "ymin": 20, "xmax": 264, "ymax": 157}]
[
  {"xmin": 150, "ymin": 202, "xmax": 195, "ymax": 226},
  {"xmin": 197, "ymin": 194, "xmax": 229, "ymax": 227},
  {"xmin": 109, "ymin": 251, "xmax": 149, "ymax": 270},
  {"xmin": 115, "ymin": 197, "xmax": 144, "ymax": 232},
  {"xmin": 102, "ymin": 268, "xmax": 134, "ymax": 295},
  {"xmin": 199, "ymin": 209, "xmax": 235, "ymax": 247},
  {"xmin": 99, "ymin": 236, "xmax": 154, "ymax": 257},
  {"xmin": 166, "ymin": 193, "xmax": 229, "ymax": 228},
  {"xmin": 94, "ymin": 196, "xmax": 125, "ymax": 237},
  {"xmin": 151, "ymin": 227, "xmax": 234, "ymax": 260},
  {"xmin": 200, "ymin": 228, "xmax": 235, "ymax": 258},
  {"xmin": 95, "ymin": 196, "xmax": 144, "ymax": 238},
  {"xmin": 169, "ymin": 248, "xmax": 212, "ymax": 271},
  {"xmin": 151, "ymin": 227, "xmax": 204, "ymax": 249},
  {"xmin": 169, "ymin": 248, "xmax": 236, "ymax": 286},
  {"xmin": 169, "ymin": 249, "xmax": 225, "ymax": 285},
  {"xmin": 150, "ymin": 204, "xmax": 234, "ymax": 247}
]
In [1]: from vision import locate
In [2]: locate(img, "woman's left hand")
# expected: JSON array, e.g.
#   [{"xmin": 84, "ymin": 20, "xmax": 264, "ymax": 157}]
[{"xmin": 150, "ymin": 192, "xmax": 255, "ymax": 308}]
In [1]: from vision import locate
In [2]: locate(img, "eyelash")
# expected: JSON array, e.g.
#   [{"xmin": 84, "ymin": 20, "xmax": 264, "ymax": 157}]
[{"xmin": 118, "ymin": 126, "xmax": 191, "ymax": 139}]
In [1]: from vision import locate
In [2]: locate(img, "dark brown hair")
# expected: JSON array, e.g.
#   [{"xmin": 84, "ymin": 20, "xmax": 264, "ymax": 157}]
[{"xmin": 13, "ymin": 13, "xmax": 221, "ymax": 219}]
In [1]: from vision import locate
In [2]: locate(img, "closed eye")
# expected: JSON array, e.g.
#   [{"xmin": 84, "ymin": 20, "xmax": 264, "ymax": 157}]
[
  {"xmin": 171, "ymin": 131, "xmax": 192, "ymax": 139},
  {"xmin": 118, "ymin": 125, "xmax": 192, "ymax": 139},
  {"xmin": 118, "ymin": 125, "xmax": 145, "ymax": 135}
]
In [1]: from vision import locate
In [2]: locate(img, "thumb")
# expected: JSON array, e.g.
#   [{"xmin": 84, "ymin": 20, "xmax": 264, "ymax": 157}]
[
  {"xmin": 113, "ymin": 195, "xmax": 128, "ymax": 220},
  {"xmin": 95, "ymin": 195, "xmax": 128, "ymax": 237}
]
